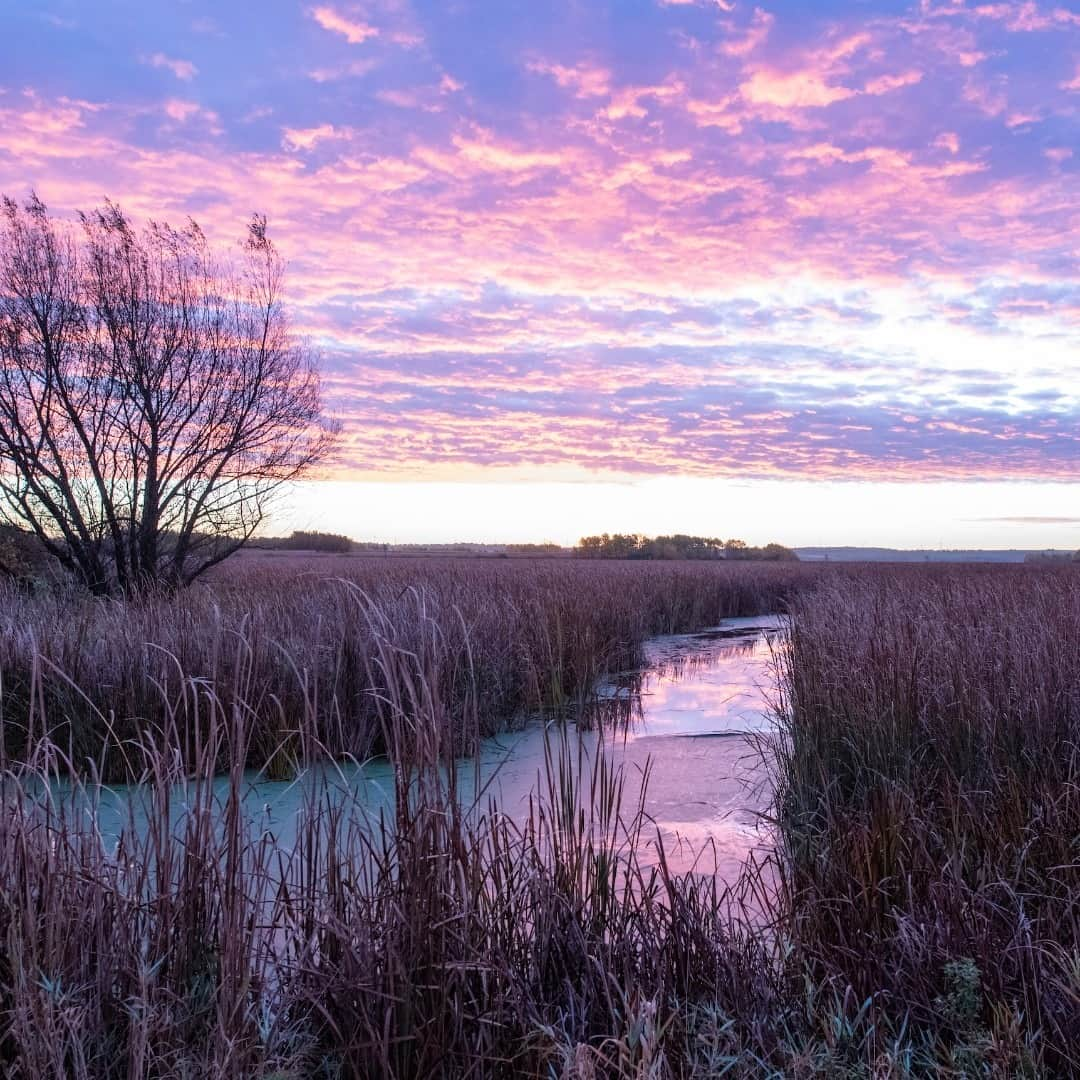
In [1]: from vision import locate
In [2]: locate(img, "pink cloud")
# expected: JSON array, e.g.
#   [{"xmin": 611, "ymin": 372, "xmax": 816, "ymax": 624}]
[
  {"xmin": 376, "ymin": 76, "xmax": 460, "ymax": 111},
  {"xmin": 163, "ymin": 99, "xmax": 200, "ymax": 122},
  {"xmin": 528, "ymin": 60, "xmax": 611, "ymax": 98},
  {"xmin": 451, "ymin": 133, "xmax": 566, "ymax": 173},
  {"xmin": 3, "ymin": 93, "xmax": 97, "ymax": 139},
  {"xmin": 282, "ymin": 123, "xmax": 343, "ymax": 150},
  {"xmin": 897, "ymin": 16, "xmax": 988, "ymax": 67},
  {"xmin": 962, "ymin": 76, "xmax": 1008, "ymax": 115},
  {"xmin": 308, "ymin": 59, "xmax": 380, "ymax": 82},
  {"xmin": 735, "ymin": 31, "xmax": 885, "ymax": 112},
  {"xmin": 6, "ymin": 0, "xmax": 1080, "ymax": 486},
  {"xmin": 142, "ymin": 52, "xmax": 198, "ymax": 80},
  {"xmin": 377, "ymin": 88, "xmax": 429, "ymax": 109},
  {"xmin": 741, "ymin": 67, "xmax": 856, "ymax": 108},
  {"xmin": 719, "ymin": 8, "xmax": 774, "ymax": 57},
  {"xmin": 308, "ymin": 5, "xmax": 378, "ymax": 44},
  {"xmin": 1005, "ymin": 108, "xmax": 1041, "ymax": 127},
  {"xmin": 814, "ymin": 31, "xmax": 874, "ymax": 64},
  {"xmin": 971, "ymin": 2, "xmax": 1080, "ymax": 31},
  {"xmin": 159, "ymin": 99, "xmax": 223, "ymax": 136},
  {"xmin": 685, "ymin": 94, "xmax": 743, "ymax": 132},
  {"xmin": 864, "ymin": 69, "xmax": 923, "ymax": 94},
  {"xmin": 659, "ymin": 0, "xmax": 735, "ymax": 9},
  {"xmin": 603, "ymin": 80, "xmax": 686, "ymax": 120}
]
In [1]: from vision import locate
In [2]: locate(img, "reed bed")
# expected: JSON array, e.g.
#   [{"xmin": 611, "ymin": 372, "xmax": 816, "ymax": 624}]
[
  {"xmin": 3, "ymin": 558, "xmax": 1079, "ymax": 1076},
  {"xmin": 0, "ymin": 562, "xmax": 792, "ymax": 1078},
  {"xmin": 776, "ymin": 564, "xmax": 1080, "ymax": 1075},
  {"xmin": 0, "ymin": 556, "xmax": 809, "ymax": 779}
]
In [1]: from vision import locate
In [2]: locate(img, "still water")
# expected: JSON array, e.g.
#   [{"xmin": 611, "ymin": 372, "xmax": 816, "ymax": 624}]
[{"xmin": 64, "ymin": 615, "xmax": 784, "ymax": 885}]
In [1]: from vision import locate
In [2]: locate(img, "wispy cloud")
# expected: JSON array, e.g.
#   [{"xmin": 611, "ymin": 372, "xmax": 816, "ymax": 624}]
[
  {"xmin": 972, "ymin": 517, "xmax": 1080, "ymax": 525},
  {"xmin": 308, "ymin": 59, "xmax": 380, "ymax": 83},
  {"xmin": 719, "ymin": 7, "xmax": 774, "ymax": 57},
  {"xmin": 527, "ymin": 60, "xmax": 611, "ymax": 98},
  {"xmin": 741, "ymin": 67, "xmax": 856, "ymax": 108},
  {"xmin": 308, "ymin": 5, "xmax": 378, "ymax": 44},
  {"xmin": 281, "ymin": 123, "xmax": 343, "ymax": 150},
  {"xmin": 658, "ymin": 0, "xmax": 734, "ymax": 9},
  {"xmin": 141, "ymin": 52, "xmax": 197, "ymax": 80}
]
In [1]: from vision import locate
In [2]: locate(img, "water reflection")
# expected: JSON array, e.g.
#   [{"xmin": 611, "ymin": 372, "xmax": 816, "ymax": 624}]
[
  {"xmin": 474, "ymin": 614, "xmax": 784, "ymax": 881},
  {"xmin": 50, "ymin": 616, "xmax": 784, "ymax": 886},
  {"xmin": 623, "ymin": 614, "xmax": 785, "ymax": 738}
]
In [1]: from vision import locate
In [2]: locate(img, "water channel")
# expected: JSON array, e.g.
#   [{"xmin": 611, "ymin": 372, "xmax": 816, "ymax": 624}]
[{"xmin": 63, "ymin": 615, "xmax": 784, "ymax": 887}]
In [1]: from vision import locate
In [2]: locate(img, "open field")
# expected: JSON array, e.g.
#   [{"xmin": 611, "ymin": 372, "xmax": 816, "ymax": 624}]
[{"xmin": 0, "ymin": 559, "xmax": 1078, "ymax": 1076}]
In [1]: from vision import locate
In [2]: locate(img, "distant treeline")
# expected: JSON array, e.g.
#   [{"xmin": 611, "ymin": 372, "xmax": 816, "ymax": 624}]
[
  {"xmin": 1024, "ymin": 550, "xmax": 1080, "ymax": 564},
  {"xmin": 575, "ymin": 533, "xmax": 798, "ymax": 561},
  {"xmin": 251, "ymin": 531, "xmax": 357, "ymax": 553},
  {"xmin": 505, "ymin": 543, "xmax": 566, "ymax": 555}
]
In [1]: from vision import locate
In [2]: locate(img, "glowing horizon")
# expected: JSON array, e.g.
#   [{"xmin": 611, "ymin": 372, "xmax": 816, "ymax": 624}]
[
  {"xmin": 2, "ymin": 0, "xmax": 1079, "ymax": 545},
  {"xmin": 275, "ymin": 476, "xmax": 1080, "ymax": 549}
]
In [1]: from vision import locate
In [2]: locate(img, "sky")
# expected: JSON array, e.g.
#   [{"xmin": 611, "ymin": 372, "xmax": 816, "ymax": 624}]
[{"xmin": 1, "ymin": 0, "xmax": 1079, "ymax": 547}]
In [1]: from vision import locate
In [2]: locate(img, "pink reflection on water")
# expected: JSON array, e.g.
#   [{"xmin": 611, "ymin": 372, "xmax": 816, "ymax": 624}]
[
  {"xmin": 613, "ymin": 616, "xmax": 784, "ymax": 880},
  {"xmin": 483, "ymin": 617, "xmax": 784, "ymax": 882},
  {"xmin": 636, "ymin": 617, "xmax": 785, "ymax": 738}
]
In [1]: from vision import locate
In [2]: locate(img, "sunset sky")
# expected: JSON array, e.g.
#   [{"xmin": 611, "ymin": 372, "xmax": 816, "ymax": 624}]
[{"xmin": 2, "ymin": 0, "xmax": 1079, "ymax": 546}]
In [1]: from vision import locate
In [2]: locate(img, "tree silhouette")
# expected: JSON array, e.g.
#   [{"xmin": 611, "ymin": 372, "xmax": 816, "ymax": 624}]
[{"xmin": 0, "ymin": 194, "xmax": 334, "ymax": 594}]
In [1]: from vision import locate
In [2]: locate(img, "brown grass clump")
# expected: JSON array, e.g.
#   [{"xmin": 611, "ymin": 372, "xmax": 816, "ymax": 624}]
[{"xmin": 775, "ymin": 564, "xmax": 1080, "ymax": 1075}]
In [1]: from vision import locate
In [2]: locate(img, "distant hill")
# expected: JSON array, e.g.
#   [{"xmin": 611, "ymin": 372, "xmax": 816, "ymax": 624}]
[{"xmin": 796, "ymin": 547, "xmax": 1077, "ymax": 563}]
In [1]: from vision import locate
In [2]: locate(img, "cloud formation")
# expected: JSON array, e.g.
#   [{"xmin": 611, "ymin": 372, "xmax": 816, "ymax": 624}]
[
  {"xmin": 0, "ymin": 0, "xmax": 1077, "ymax": 484},
  {"xmin": 308, "ymin": 6, "xmax": 378, "ymax": 44},
  {"xmin": 142, "ymin": 52, "xmax": 197, "ymax": 80}
]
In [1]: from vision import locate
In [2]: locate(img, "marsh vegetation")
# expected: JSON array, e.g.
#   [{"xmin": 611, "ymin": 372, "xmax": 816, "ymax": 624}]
[{"xmin": 0, "ymin": 557, "xmax": 1077, "ymax": 1076}]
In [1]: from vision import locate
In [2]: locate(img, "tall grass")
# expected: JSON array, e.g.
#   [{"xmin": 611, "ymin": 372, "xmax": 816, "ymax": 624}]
[
  {"xmin": 0, "ymin": 557, "xmax": 808, "ymax": 779},
  {"xmin": 0, "ymin": 563, "xmax": 791, "ymax": 1078},
  {"xmin": 776, "ymin": 565, "xmax": 1080, "ymax": 1074},
  {"xmin": 4, "ymin": 558, "xmax": 1077, "ymax": 1076}
]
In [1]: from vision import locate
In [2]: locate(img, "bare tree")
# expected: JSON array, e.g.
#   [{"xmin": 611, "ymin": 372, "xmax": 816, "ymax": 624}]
[{"xmin": 0, "ymin": 194, "xmax": 334, "ymax": 594}]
